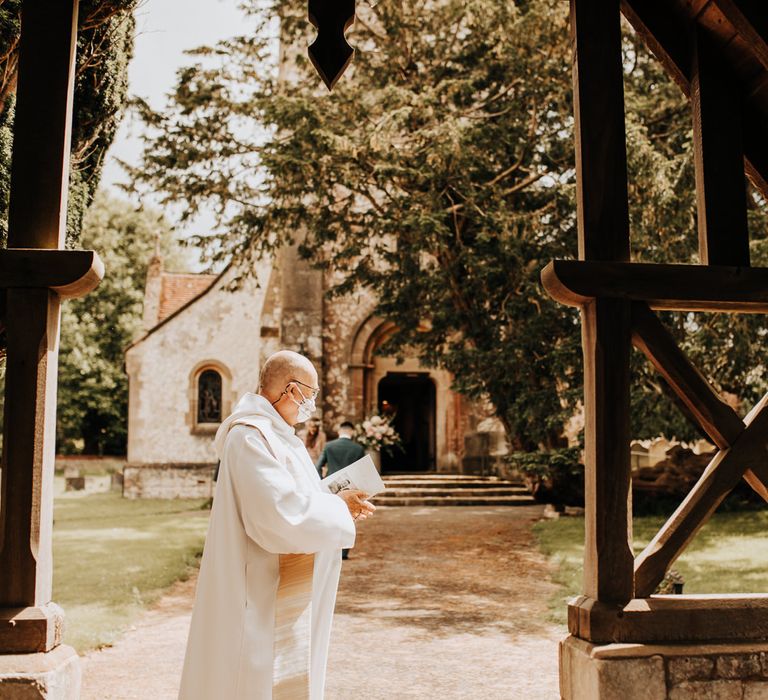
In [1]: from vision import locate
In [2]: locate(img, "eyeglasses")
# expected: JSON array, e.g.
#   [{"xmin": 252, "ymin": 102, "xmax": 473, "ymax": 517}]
[{"xmin": 290, "ymin": 379, "xmax": 320, "ymax": 400}]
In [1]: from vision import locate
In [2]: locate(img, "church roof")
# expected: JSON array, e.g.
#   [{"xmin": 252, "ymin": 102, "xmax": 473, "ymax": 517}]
[{"xmin": 158, "ymin": 272, "xmax": 217, "ymax": 322}]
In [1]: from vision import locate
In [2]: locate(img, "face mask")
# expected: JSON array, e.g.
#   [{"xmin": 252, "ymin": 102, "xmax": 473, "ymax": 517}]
[{"xmin": 291, "ymin": 385, "xmax": 316, "ymax": 423}]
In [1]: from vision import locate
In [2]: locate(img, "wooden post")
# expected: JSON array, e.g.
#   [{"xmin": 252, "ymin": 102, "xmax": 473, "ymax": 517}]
[
  {"xmin": 571, "ymin": 0, "xmax": 634, "ymax": 604},
  {"xmin": 0, "ymin": 0, "xmax": 80, "ymax": 653},
  {"xmin": 581, "ymin": 298, "xmax": 634, "ymax": 603},
  {"xmin": 571, "ymin": 0, "xmax": 631, "ymax": 263},
  {"xmin": 691, "ymin": 26, "xmax": 750, "ymax": 267}
]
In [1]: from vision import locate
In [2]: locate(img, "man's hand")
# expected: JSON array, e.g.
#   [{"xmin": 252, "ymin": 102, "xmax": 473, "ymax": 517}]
[{"xmin": 337, "ymin": 489, "xmax": 376, "ymax": 521}]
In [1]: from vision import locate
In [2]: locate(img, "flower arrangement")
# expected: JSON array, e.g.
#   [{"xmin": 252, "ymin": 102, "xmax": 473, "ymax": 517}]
[{"xmin": 355, "ymin": 414, "xmax": 402, "ymax": 455}]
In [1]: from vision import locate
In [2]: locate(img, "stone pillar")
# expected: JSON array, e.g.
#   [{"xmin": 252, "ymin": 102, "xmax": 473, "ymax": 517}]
[
  {"xmin": 561, "ymin": 635, "xmax": 768, "ymax": 699},
  {"xmin": 141, "ymin": 250, "xmax": 164, "ymax": 333},
  {"xmin": 0, "ymin": 2, "xmax": 84, "ymax": 696},
  {"xmin": 278, "ymin": 242, "xmax": 324, "ymax": 375}
]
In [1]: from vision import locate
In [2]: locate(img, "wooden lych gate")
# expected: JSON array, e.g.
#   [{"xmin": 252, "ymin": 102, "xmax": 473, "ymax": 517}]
[
  {"xmin": 1, "ymin": 0, "xmax": 768, "ymax": 697},
  {"xmin": 545, "ymin": 0, "xmax": 768, "ymax": 696},
  {"xmin": 0, "ymin": 1, "xmax": 104, "ymax": 694}
]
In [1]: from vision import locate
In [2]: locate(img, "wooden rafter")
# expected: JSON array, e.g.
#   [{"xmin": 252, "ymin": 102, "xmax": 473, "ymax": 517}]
[{"xmin": 621, "ymin": 0, "xmax": 768, "ymax": 201}]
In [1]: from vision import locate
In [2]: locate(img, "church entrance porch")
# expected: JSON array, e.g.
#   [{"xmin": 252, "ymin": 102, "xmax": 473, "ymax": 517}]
[{"xmin": 378, "ymin": 372, "xmax": 435, "ymax": 473}]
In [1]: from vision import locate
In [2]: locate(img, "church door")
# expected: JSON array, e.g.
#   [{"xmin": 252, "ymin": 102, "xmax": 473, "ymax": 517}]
[{"xmin": 377, "ymin": 372, "xmax": 436, "ymax": 473}]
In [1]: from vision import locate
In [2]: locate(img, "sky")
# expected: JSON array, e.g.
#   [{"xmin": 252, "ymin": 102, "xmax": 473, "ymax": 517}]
[{"xmin": 100, "ymin": 0, "xmax": 255, "ymax": 249}]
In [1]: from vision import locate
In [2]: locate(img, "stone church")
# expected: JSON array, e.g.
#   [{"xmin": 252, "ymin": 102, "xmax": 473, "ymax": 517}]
[{"xmin": 124, "ymin": 244, "xmax": 505, "ymax": 497}]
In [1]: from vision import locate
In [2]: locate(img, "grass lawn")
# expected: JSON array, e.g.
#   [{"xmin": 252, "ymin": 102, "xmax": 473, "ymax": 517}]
[
  {"xmin": 534, "ymin": 509, "xmax": 768, "ymax": 626},
  {"xmin": 53, "ymin": 491, "xmax": 210, "ymax": 652}
]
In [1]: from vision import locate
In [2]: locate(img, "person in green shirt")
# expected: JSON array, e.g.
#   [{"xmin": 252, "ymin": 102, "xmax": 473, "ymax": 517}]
[{"xmin": 316, "ymin": 421, "xmax": 366, "ymax": 559}]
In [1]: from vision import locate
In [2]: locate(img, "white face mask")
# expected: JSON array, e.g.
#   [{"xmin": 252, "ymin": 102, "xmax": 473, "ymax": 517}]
[
  {"xmin": 291, "ymin": 384, "xmax": 317, "ymax": 423},
  {"xmin": 295, "ymin": 396, "xmax": 316, "ymax": 423}
]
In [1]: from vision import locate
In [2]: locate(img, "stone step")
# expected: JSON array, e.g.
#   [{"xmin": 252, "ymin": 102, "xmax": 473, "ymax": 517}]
[
  {"xmin": 382, "ymin": 473, "xmax": 508, "ymax": 480},
  {"xmin": 370, "ymin": 495, "xmax": 536, "ymax": 506},
  {"xmin": 372, "ymin": 472, "xmax": 534, "ymax": 506},
  {"xmin": 380, "ymin": 487, "xmax": 530, "ymax": 497},
  {"xmin": 382, "ymin": 480, "xmax": 524, "ymax": 489}
]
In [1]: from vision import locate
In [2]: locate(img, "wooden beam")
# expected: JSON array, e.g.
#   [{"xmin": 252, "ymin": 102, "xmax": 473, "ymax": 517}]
[
  {"xmin": 570, "ymin": 0, "xmax": 630, "ymax": 262},
  {"xmin": 620, "ymin": 0, "xmax": 692, "ymax": 93},
  {"xmin": 541, "ymin": 260, "xmax": 768, "ymax": 312},
  {"xmin": 581, "ymin": 298, "xmax": 634, "ymax": 604},
  {"xmin": 0, "ymin": 604, "xmax": 64, "ymax": 653},
  {"xmin": 630, "ymin": 302, "xmax": 743, "ymax": 449},
  {"xmin": 743, "ymin": 109, "xmax": 768, "ymax": 197},
  {"xmin": 0, "ymin": 0, "xmax": 79, "ymax": 653},
  {"xmin": 0, "ymin": 249, "xmax": 104, "ymax": 299},
  {"xmin": 569, "ymin": 593, "xmax": 768, "ymax": 644},
  {"xmin": 0, "ymin": 290, "xmax": 61, "ymax": 606},
  {"xmin": 7, "ymin": 1, "xmax": 79, "ymax": 250},
  {"xmin": 691, "ymin": 26, "xmax": 750, "ymax": 266},
  {"xmin": 634, "ymin": 392, "xmax": 768, "ymax": 597},
  {"xmin": 621, "ymin": 0, "xmax": 768, "ymax": 202},
  {"xmin": 712, "ymin": 0, "xmax": 768, "ymax": 72},
  {"xmin": 631, "ymin": 303, "xmax": 768, "ymax": 500},
  {"xmin": 631, "ymin": 302, "xmax": 768, "ymax": 502}
]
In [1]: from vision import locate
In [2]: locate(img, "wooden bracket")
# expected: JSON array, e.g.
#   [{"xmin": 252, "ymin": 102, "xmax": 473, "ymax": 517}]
[
  {"xmin": 542, "ymin": 260, "xmax": 768, "ymax": 312},
  {"xmin": 308, "ymin": 0, "xmax": 355, "ymax": 91},
  {"xmin": 634, "ymin": 391, "xmax": 768, "ymax": 597},
  {"xmin": 0, "ymin": 604, "xmax": 64, "ymax": 653},
  {"xmin": 0, "ymin": 248, "xmax": 104, "ymax": 299},
  {"xmin": 569, "ymin": 594, "xmax": 768, "ymax": 644}
]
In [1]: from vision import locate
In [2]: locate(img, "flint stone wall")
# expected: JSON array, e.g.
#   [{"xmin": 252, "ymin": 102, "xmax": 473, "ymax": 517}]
[
  {"xmin": 123, "ymin": 463, "xmax": 216, "ymax": 499},
  {"xmin": 561, "ymin": 636, "xmax": 768, "ymax": 699}
]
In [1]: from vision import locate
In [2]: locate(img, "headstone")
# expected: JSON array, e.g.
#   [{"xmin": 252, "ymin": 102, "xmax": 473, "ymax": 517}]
[{"xmin": 64, "ymin": 477, "xmax": 85, "ymax": 492}]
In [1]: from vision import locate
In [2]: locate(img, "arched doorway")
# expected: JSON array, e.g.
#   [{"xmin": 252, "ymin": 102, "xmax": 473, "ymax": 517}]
[{"xmin": 378, "ymin": 372, "xmax": 436, "ymax": 473}]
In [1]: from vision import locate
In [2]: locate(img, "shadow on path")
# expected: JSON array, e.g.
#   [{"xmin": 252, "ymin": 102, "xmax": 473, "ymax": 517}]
[{"xmin": 81, "ymin": 504, "xmax": 564, "ymax": 699}]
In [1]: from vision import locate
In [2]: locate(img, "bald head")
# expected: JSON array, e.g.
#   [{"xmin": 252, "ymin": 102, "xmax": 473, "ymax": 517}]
[{"xmin": 259, "ymin": 350, "xmax": 316, "ymax": 393}]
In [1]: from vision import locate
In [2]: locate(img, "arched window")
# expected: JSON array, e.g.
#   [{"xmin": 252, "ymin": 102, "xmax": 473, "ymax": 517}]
[{"xmin": 197, "ymin": 369, "xmax": 222, "ymax": 424}]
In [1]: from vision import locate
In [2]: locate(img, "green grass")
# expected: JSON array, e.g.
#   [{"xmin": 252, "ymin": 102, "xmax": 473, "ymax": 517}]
[
  {"xmin": 534, "ymin": 509, "xmax": 768, "ymax": 626},
  {"xmin": 53, "ymin": 492, "xmax": 210, "ymax": 651}
]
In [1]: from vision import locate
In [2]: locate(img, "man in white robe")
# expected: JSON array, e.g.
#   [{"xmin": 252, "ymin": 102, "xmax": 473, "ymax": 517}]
[{"xmin": 179, "ymin": 351, "xmax": 374, "ymax": 700}]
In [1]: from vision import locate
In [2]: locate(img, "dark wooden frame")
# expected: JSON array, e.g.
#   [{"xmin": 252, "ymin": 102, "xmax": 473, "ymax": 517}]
[
  {"xmin": 544, "ymin": 0, "xmax": 768, "ymax": 644},
  {"xmin": 0, "ymin": 1, "xmax": 103, "ymax": 654}
]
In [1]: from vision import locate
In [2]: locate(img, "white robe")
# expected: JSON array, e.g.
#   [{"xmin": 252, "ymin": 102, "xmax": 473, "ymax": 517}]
[{"xmin": 178, "ymin": 393, "xmax": 356, "ymax": 700}]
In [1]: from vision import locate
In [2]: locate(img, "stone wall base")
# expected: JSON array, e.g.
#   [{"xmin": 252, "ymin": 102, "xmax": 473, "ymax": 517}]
[
  {"xmin": 0, "ymin": 645, "xmax": 80, "ymax": 699},
  {"xmin": 561, "ymin": 634, "xmax": 768, "ymax": 699},
  {"xmin": 123, "ymin": 463, "xmax": 216, "ymax": 499}
]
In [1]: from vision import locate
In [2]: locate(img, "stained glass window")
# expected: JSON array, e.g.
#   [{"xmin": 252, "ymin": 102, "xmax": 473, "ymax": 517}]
[{"xmin": 197, "ymin": 369, "xmax": 222, "ymax": 423}]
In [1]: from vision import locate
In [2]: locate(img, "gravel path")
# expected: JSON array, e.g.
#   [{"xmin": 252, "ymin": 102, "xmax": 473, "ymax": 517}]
[{"xmin": 81, "ymin": 505, "xmax": 565, "ymax": 699}]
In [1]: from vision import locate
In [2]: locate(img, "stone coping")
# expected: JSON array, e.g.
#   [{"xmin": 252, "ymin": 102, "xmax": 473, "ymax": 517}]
[
  {"xmin": 124, "ymin": 463, "xmax": 217, "ymax": 471},
  {"xmin": 0, "ymin": 644, "xmax": 78, "ymax": 673},
  {"xmin": 568, "ymin": 635, "xmax": 768, "ymax": 660}
]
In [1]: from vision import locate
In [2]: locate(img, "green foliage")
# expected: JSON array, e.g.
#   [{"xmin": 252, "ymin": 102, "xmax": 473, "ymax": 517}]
[
  {"xmin": 621, "ymin": 29, "xmax": 768, "ymax": 439},
  {"xmin": 131, "ymin": 0, "xmax": 768, "ymax": 449},
  {"xmin": 56, "ymin": 192, "xmax": 182, "ymax": 455},
  {"xmin": 53, "ymin": 491, "xmax": 209, "ymax": 651},
  {"xmin": 535, "ymin": 509, "xmax": 768, "ymax": 625},
  {"xmin": 507, "ymin": 447, "xmax": 584, "ymax": 507},
  {"xmin": 132, "ymin": 0, "xmax": 581, "ymax": 449},
  {"xmin": 0, "ymin": 1, "xmax": 136, "ymax": 247}
]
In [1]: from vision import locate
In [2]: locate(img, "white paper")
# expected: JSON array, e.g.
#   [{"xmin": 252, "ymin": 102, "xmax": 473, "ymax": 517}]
[{"xmin": 320, "ymin": 454, "xmax": 386, "ymax": 498}]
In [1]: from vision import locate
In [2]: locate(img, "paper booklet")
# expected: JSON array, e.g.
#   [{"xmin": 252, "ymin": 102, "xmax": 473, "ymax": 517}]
[{"xmin": 321, "ymin": 454, "xmax": 386, "ymax": 498}]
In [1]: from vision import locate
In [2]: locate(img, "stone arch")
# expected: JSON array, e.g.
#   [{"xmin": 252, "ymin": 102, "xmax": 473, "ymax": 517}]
[
  {"xmin": 346, "ymin": 315, "xmax": 460, "ymax": 471},
  {"xmin": 186, "ymin": 360, "xmax": 234, "ymax": 434},
  {"xmin": 347, "ymin": 314, "xmax": 395, "ymax": 418}
]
